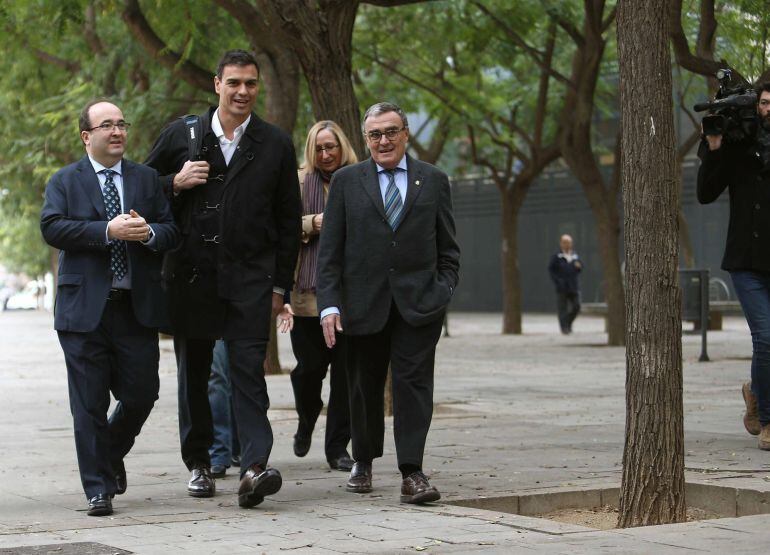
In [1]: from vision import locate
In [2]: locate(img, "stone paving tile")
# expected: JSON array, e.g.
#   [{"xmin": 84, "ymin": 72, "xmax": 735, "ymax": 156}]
[{"xmin": 2, "ymin": 312, "xmax": 770, "ymax": 552}]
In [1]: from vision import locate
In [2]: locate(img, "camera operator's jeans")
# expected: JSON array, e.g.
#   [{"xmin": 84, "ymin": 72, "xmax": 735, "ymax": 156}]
[{"xmin": 730, "ymin": 271, "xmax": 770, "ymax": 426}]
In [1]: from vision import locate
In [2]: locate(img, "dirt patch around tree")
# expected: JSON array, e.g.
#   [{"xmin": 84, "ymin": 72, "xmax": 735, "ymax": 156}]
[{"xmin": 540, "ymin": 505, "xmax": 720, "ymax": 530}]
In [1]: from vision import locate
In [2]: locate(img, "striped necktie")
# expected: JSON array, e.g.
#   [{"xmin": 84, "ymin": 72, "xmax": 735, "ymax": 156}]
[
  {"xmin": 383, "ymin": 169, "xmax": 403, "ymax": 230},
  {"xmin": 101, "ymin": 169, "xmax": 128, "ymax": 280}
]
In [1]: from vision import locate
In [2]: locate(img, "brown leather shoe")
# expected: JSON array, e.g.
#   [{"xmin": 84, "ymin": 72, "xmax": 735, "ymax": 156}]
[
  {"xmin": 346, "ymin": 461, "xmax": 372, "ymax": 493},
  {"xmin": 743, "ymin": 382, "xmax": 761, "ymax": 435},
  {"xmin": 400, "ymin": 471, "xmax": 441, "ymax": 504},
  {"xmin": 238, "ymin": 464, "xmax": 282, "ymax": 508},
  {"xmin": 187, "ymin": 465, "xmax": 215, "ymax": 498},
  {"xmin": 759, "ymin": 425, "xmax": 770, "ymax": 451}
]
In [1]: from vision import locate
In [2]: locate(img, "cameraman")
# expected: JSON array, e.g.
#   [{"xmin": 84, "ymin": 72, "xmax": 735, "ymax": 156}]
[{"xmin": 698, "ymin": 82, "xmax": 770, "ymax": 451}]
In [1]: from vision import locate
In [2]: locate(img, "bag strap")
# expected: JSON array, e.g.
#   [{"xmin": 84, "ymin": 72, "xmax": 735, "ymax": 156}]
[{"xmin": 182, "ymin": 114, "xmax": 203, "ymax": 161}]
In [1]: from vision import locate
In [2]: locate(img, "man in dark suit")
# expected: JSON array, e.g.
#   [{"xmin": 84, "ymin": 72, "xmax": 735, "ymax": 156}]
[
  {"xmin": 144, "ymin": 49, "xmax": 301, "ymax": 507},
  {"xmin": 40, "ymin": 100, "xmax": 179, "ymax": 516},
  {"xmin": 317, "ymin": 101, "xmax": 460, "ymax": 504}
]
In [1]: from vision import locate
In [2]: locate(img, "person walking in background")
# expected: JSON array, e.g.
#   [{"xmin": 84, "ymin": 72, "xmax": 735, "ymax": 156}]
[
  {"xmin": 290, "ymin": 121, "xmax": 357, "ymax": 472},
  {"xmin": 40, "ymin": 99, "xmax": 179, "ymax": 516},
  {"xmin": 548, "ymin": 234, "xmax": 582, "ymax": 335},
  {"xmin": 144, "ymin": 49, "xmax": 301, "ymax": 507},
  {"xmin": 317, "ymin": 102, "xmax": 460, "ymax": 504}
]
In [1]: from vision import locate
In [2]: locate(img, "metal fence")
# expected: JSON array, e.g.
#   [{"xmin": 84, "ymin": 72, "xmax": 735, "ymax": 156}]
[{"xmin": 449, "ymin": 157, "xmax": 731, "ymax": 312}]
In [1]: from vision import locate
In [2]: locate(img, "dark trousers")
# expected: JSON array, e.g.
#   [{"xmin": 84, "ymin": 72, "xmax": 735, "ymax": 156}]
[
  {"xmin": 556, "ymin": 291, "xmax": 581, "ymax": 332},
  {"xmin": 289, "ymin": 316, "xmax": 350, "ymax": 460},
  {"xmin": 345, "ymin": 303, "xmax": 443, "ymax": 468},
  {"xmin": 175, "ymin": 335, "xmax": 271, "ymax": 475},
  {"xmin": 731, "ymin": 270, "xmax": 770, "ymax": 425},
  {"xmin": 58, "ymin": 296, "xmax": 160, "ymax": 499}
]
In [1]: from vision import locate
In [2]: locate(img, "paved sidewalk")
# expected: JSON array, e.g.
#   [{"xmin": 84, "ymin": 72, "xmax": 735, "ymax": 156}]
[{"xmin": 0, "ymin": 310, "xmax": 768, "ymax": 554}]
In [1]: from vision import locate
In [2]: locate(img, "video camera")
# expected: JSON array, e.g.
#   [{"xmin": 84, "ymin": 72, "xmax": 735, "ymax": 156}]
[{"xmin": 694, "ymin": 69, "xmax": 757, "ymax": 143}]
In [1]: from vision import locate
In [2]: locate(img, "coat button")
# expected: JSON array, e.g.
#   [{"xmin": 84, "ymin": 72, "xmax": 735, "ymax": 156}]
[
  {"xmin": 391, "ymin": 241, "xmax": 396, "ymax": 247},
  {"xmin": 389, "ymin": 268, "xmax": 394, "ymax": 272},
  {"xmin": 754, "ymin": 231, "xmax": 760, "ymax": 238},
  {"xmin": 756, "ymin": 203, "xmax": 761, "ymax": 210}
]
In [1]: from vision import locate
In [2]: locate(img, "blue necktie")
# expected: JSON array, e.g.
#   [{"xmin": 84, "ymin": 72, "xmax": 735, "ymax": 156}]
[
  {"xmin": 383, "ymin": 169, "xmax": 403, "ymax": 230},
  {"xmin": 101, "ymin": 169, "xmax": 128, "ymax": 280}
]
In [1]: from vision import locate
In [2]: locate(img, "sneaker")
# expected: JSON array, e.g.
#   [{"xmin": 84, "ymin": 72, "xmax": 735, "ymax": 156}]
[
  {"xmin": 759, "ymin": 425, "xmax": 770, "ymax": 451},
  {"xmin": 742, "ymin": 382, "xmax": 761, "ymax": 436}
]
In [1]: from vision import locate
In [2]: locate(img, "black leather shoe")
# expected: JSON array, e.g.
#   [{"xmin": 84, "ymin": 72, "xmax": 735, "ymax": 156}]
[
  {"xmin": 328, "ymin": 452, "xmax": 354, "ymax": 472},
  {"xmin": 346, "ymin": 461, "xmax": 372, "ymax": 493},
  {"xmin": 87, "ymin": 493, "xmax": 113, "ymax": 516},
  {"xmin": 400, "ymin": 471, "xmax": 441, "ymax": 504},
  {"xmin": 238, "ymin": 464, "xmax": 282, "ymax": 508},
  {"xmin": 114, "ymin": 460, "xmax": 127, "ymax": 495},
  {"xmin": 293, "ymin": 432, "xmax": 311, "ymax": 457},
  {"xmin": 211, "ymin": 464, "xmax": 227, "ymax": 478},
  {"xmin": 187, "ymin": 465, "xmax": 215, "ymax": 498}
]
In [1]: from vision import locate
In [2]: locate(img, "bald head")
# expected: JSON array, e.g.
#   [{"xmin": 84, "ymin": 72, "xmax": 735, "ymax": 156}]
[{"xmin": 560, "ymin": 234, "xmax": 573, "ymax": 253}]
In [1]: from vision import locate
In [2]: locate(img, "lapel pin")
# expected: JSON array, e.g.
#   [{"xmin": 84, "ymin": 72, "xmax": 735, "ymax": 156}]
[{"xmin": 415, "ymin": 180, "xmax": 421, "ymax": 186}]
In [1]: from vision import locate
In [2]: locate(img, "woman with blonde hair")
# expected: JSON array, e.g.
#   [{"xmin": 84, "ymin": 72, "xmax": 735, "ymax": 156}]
[{"xmin": 290, "ymin": 120, "xmax": 357, "ymax": 470}]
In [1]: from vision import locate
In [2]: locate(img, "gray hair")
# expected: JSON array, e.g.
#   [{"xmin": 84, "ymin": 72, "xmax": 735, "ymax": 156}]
[{"xmin": 361, "ymin": 102, "xmax": 409, "ymax": 134}]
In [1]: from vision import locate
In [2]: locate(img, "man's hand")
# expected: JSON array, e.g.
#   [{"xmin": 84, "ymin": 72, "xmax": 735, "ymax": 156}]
[
  {"xmin": 312, "ymin": 212, "xmax": 324, "ymax": 232},
  {"xmin": 705, "ymin": 134, "xmax": 722, "ymax": 151},
  {"xmin": 321, "ymin": 313, "xmax": 343, "ymax": 348},
  {"xmin": 173, "ymin": 160, "xmax": 210, "ymax": 193},
  {"xmin": 108, "ymin": 210, "xmax": 151, "ymax": 242},
  {"xmin": 271, "ymin": 292, "xmax": 284, "ymax": 317},
  {"xmin": 276, "ymin": 303, "xmax": 294, "ymax": 333}
]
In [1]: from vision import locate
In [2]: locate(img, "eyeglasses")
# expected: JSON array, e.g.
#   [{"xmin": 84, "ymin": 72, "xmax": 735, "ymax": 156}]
[
  {"xmin": 315, "ymin": 143, "xmax": 340, "ymax": 154},
  {"xmin": 365, "ymin": 127, "xmax": 406, "ymax": 142},
  {"xmin": 88, "ymin": 121, "xmax": 131, "ymax": 132}
]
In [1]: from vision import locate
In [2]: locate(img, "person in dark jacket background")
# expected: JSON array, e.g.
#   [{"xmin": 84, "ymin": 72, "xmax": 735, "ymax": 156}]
[
  {"xmin": 697, "ymin": 81, "xmax": 770, "ymax": 451},
  {"xmin": 548, "ymin": 234, "xmax": 582, "ymax": 335}
]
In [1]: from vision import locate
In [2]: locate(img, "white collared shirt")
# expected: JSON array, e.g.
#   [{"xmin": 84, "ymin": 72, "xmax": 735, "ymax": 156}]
[
  {"xmin": 211, "ymin": 109, "xmax": 251, "ymax": 165},
  {"xmin": 376, "ymin": 156, "xmax": 408, "ymax": 204}
]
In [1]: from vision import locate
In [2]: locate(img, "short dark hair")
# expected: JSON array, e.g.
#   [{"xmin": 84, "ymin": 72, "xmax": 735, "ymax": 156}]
[
  {"xmin": 757, "ymin": 82, "xmax": 770, "ymax": 95},
  {"xmin": 216, "ymin": 49, "xmax": 260, "ymax": 79},
  {"xmin": 361, "ymin": 102, "xmax": 409, "ymax": 134},
  {"xmin": 79, "ymin": 98, "xmax": 112, "ymax": 134}
]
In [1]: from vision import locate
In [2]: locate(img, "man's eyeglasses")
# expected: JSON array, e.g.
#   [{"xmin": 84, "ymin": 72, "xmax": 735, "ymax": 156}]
[
  {"xmin": 365, "ymin": 127, "xmax": 406, "ymax": 142},
  {"xmin": 88, "ymin": 121, "xmax": 131, "ymax": 132},
  {"xmin": 315, "ymin": 143, "xmax": 340, "ymax": 154}
]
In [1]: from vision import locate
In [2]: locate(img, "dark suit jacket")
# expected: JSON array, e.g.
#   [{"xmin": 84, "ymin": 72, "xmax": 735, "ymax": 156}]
[
  {"xmin": 144, "ymin": 108, "xmax": 301, "ymax": 338},
  {"xmin": 317, "ymin": 155, "xmax": 460, "ymax": 335},
  {"xmin": 40, "ymin": 156, "xmax": 180, "ymax": 332}
]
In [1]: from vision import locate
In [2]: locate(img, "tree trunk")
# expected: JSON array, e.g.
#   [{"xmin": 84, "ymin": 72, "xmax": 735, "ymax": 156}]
[
  {"xmin": 293, "ymin": 25, "xmax": 366, "ymax": 158},
  {"xmin": 557, "ymin": 4, "xmax": 626, "ymax": 346},
  {"xmin": 500, "ymin": 185, "xmax": 527, "ymax": 334},
  {"xmin": 617, "ymin": 0, "xmax": 686, "ymax": 527},
  {"xmin": 254, "ymin": 47, "xmax": 301, "ymax": 134}
]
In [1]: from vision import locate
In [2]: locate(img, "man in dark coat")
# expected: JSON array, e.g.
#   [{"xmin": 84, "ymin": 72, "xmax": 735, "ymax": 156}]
[
  {"xmin": 548, "ymin": 234, "xmax": 583, "ymax": 334},
  {"xmin": 698, "ymin": 82, "xmax": 770, "ymax": 451},
  {"xmin": 144, "ymin": 49, "xmax": 301, "ymax": 507},
  {"xmin": 316, "ymin": 101, "xmax": 460, "ymax": 504},
  {"xmin": 41, "ymin": 99, "xmax": 179, "ymax": 516}
]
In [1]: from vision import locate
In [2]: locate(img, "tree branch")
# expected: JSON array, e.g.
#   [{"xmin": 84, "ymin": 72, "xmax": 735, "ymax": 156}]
[{"xmin": 122, "ymin": 0, "xmax": 214, "ymax": 93}]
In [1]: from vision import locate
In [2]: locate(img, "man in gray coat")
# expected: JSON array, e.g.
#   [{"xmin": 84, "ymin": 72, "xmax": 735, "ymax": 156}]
[{"xmin": 317, "ymin": 101, "xmax": 460, "ymax": 504}]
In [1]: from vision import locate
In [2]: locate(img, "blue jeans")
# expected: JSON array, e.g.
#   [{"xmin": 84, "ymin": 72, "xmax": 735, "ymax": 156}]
[
  {"xmin": 207, "ymin": 340, "xmax": 240, "ymax": 466},
  {"xmin": 730, "ymin": 271, "xmax": 770, "ymax": 425}
]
